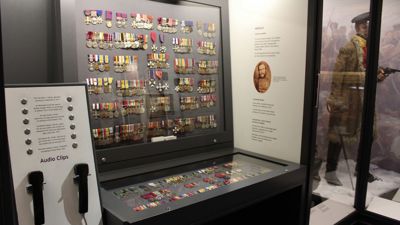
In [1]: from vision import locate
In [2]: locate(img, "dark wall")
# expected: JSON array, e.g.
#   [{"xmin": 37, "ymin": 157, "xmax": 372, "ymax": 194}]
[
  {"xmin": 0, "ymin": 0, "xmax": 58, "ymax": 224},
  {"xmin": 0, "ymin": 0, "xmax": 18, "ymax": 224},
  {"xmin": 1, "ymin": 0, "xmax": 59, "ymax": 84}
]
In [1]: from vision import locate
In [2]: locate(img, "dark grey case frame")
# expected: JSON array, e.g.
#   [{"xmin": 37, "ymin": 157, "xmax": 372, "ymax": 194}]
[{"xmin": 55, "ymin": 0, "xmax": 233, "ymax": 172}]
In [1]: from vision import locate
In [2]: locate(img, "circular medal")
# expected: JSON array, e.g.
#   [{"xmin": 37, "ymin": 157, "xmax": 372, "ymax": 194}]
[
  {"xmin": 86, "ymin": 41, "xmax": 92, "ymax": 48},
  {"xmin": 106, "ymin": 21, "xmax": 112, "ymax": 28},
  {"xmin": 99, "ymin": 65, "xmax": 105, "ymax": 72},
  {"xmin": 121, "ymin": 108, "xmax": 127, "ymax": 117},
  {"xmin": 143, "ymin": 43, "xmax": 148, "ymax": 50}
]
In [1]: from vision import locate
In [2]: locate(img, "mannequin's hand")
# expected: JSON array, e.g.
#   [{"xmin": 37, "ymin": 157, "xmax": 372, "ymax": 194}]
[{"xmin": 377, "ymin": 68, "xmax": 386, "ymax": 82}]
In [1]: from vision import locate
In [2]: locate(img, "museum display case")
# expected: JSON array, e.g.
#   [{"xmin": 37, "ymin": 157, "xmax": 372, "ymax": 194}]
[
  {"xmin": 311, "ymin": 0, "xmax": 400, "ymax": 224},
  {"xmin": 56, "ymin": 0, "xmax": 233, "ymax": 170},
  {"xmin": 0, "ymin": 0, "xmax": 316, "ymax": 224}
]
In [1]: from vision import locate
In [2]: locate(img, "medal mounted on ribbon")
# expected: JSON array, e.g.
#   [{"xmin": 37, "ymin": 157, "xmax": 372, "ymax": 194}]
[
  {"xmin": 200, "ymin": 94, "xmax": 217, "ymax": 108},
  {"xmin": 147, "ymin": 69, "xmax": 169, "ymax": 93},
  {"xmin": 157, "ymin": 17, "xmax": 178, "ymax": 33},
  {"xmin": 197, "ymin": 79, "xmax": 216, "ymax": 94},
  {"xmin": 197, "ymin": 41, "xmax": 217, "ymax": 55},
  {"xmin": 150, "ymin": 31, "xmax": 158, "ymax": 52},
  {"xmin": 159, "ymin": 34, "xmax": 167, "ymax": 53},
  {"xmin": 116, "ymin": 12, "xmax": 127, "ymax": 28},
  {"xmin": 105, "ymin": 10, "xmax": 113, "ymax": 28},
  {"xmin": 198, "ymin": 60, "xmax": 218, "ymax": 75},
  {"xmin": 131, "ymin": 13, "xmax": 154, "ymax": 30},
  {"xmin": 174, "ymin": 78, "xmax": 194, "ymax": 93},
  {"xmin": 180, "ymin": 96, "xmax": 199, "ymax": 111},
  {"xmin": 180, "ymin": 20, "xmax": 193, "ymax": 33}
]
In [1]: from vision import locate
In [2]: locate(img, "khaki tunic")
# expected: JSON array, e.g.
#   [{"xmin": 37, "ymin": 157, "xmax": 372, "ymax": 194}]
[{"xmin": 327, "ymin": 35, "xmax": 366, "ymax": 143}]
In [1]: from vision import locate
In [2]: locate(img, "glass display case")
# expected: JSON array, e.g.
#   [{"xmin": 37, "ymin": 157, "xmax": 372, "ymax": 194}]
[
  {"xmin": 101, "ymin": 153, "xmax": 296, "ymax": 224},
  {"xmin": 0, "ymin": 0, "xmax": 314, "ymax": 225},
  {"xmin": 47, "ymin": 0, "xmax": 237, "ymax": 177},
  {"xmin": 311, "ymin": 0, "xmax": 400, "ymax": 224},
  {"xmin": 59, "ymin": 0, "xmax": 227, "ymax": 154}
]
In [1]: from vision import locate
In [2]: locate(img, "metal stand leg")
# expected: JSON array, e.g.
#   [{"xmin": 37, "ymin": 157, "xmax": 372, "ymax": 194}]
[{"xmin": 338, "ymin": 132, "xmax": 355, "ymax": 191}]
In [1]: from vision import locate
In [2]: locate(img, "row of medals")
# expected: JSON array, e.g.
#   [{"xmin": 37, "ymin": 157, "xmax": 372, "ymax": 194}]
[
  {"xmin": 91, "ymin": 98, "xmax": 216, "ymax": 119},
  {"xmin": 84, "ymin": 12, "xmax": 216, "ymax": 38},
  {"xmin": 86, "ymin": 39, "xmax": 148, "ymax": 50},
  {"xmin": 94, "ymin": 115, "xmax": 215, "ymax": 143},
  {"xmin": 92, "ymin": 94, "xmax": 217, "ymax": 119}
]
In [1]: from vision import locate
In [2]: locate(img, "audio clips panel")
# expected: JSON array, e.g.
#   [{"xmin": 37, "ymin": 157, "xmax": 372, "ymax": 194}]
[{"xmin": 5, "ymin": 84, "xmax": 103, "ymax": 225}]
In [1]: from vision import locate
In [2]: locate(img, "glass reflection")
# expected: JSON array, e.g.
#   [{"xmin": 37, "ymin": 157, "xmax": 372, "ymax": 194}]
[
  {"xmin": 367, "ymin": 0, "xmax": 400, "ymax": 221},
  {"xmin": 312, "ymin": 0, "xmax": 370, "ymax": 206}
]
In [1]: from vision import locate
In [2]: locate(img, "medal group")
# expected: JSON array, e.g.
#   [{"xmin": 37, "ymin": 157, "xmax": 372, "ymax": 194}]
[
  {"xmin": 83, "ymin": 10, "xmax": 219, "ymax": 147},
  {"xmin": 112, "ymin": 160, "xmax": 271, "ymax": 212}
]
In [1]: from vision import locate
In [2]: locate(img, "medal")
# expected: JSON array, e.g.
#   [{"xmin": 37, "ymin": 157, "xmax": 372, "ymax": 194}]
[
  {"xmin": 108, "ymin": 103, "xmax": 114, "ymax": 119},
  {"xmin": 98, "ymin": 55, "xmax": 105, "ymax": 72},
  {"xmin": 116, "ymin": 12, "xmax": 122, "ymax": 28},
  {"xmin": 103, "ymin": 33, "xmax": 109, "ymax": 50},
  {"xmin": 98, "ymin": 32, "xmax": 105, "ymax": 49},
  {"xmin": 88, "ymin": 54, "xmax": 95, "ymax": 71},
  {"xmin": 121, "ymin": 101, "xmax": 127, "ymax": 116},
  {"xmin": 91, "ymin": 33, "xmax": 98, "ymax": 48},
  {"xmin": 197, "ymin": 21, "xmax": 203, "ymax": 36},
  {"xmin": 96, "ymin": 10, "xmax": 103, "ymax": 24},
  {"xmin": 90, "ymin": 10, "xmax": 98, "ymax": 24},
  {"xmin": 105, "ymin": 10, "xmax": 112, "ymax": 28},
  {"xmin": 104, "ymin": 55, "xmax": 110, "ymax": 71},
  {"xmin": 150, "ymin": 31, "xmax": 157, "ymax": 52},
  {"xmin": 86, "ymin": 31, "xmax": 93, "ymax": 48},
  {"xmin": 159, "ymin": 34, "xmax": 167, "ymax": 53},
  {"xmin": 84, "ymin": 10, "xmax": 91, "ymax": 25}
]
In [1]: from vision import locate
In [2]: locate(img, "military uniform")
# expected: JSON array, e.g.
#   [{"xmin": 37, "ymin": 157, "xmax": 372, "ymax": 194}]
[
  {"xmin": 324, "ymin": 12, "xmax": 371, "ymax": 185},
  {"xmin": 327, "ymin": 34, "xmax": 366, "ymax": 144}
]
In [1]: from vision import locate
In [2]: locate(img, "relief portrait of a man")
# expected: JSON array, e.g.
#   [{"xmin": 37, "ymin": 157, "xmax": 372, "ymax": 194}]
[{"xmin": 253, "ymin": 61, "xmax": 271, "ymax": 93}]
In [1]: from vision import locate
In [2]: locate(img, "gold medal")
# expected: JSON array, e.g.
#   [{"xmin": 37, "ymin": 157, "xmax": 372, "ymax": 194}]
[{"xmin": 106, "ymin": 21, "xmax": 112, "ymax": 28}]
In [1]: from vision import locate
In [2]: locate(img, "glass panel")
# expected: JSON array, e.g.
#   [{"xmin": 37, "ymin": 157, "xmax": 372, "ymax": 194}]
[
  {"xmin": 102, "ymin": 153, "xmax": 285, "ymax": 222},
  {"xmin": 75, "ymin": 0, "xmax": 224, "ymax": 149},
  {"xmin": 312, "ymin": 0, "xmax": 370, "ymax": 206},
  {"xmin": 366, "ymin": 0, "xmax": 400, "ymax": 220}
]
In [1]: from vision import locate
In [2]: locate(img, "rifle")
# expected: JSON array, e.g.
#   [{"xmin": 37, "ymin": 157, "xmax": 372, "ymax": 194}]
[{"xmin": 381, "ymin": 67, "xmax": 400, "ymax": 77}]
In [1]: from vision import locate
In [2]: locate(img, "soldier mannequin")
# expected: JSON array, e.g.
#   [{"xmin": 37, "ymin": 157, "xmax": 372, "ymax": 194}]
[{"xmin": 324, "ymin": 12, "xmax": 386, "ymax": 186}]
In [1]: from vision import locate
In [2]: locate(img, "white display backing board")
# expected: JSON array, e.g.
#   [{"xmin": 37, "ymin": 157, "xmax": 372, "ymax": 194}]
[
  {"xmin": 309, "ymin": 199, "xmax": 354, "ymax": 225},
  {"xmin": 5, "ymin": 85, "xmax": 103, "ymax": 225},
  {"xmin": 367, "ymin": 196, "xmax": 400, "ymax": 221},
  {"xmin": 230, "ymin": 0, "xmax": 309, "ymax": 163},
  {"xmin": 393, "ymin": 188, "xmax": 400, "ymax": 203}
]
